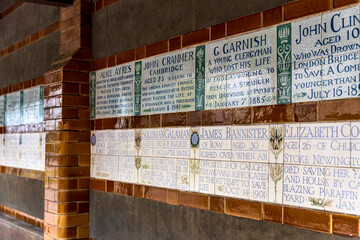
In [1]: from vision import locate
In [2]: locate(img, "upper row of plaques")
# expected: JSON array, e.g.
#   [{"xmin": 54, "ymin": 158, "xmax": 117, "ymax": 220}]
[
  {"xmin": 90, "ymin": 6, "xmax": 360, "ymax": 119},
  {"xmin": 0, "ymin": 86, "xmax": 44, "ymax": 127}
]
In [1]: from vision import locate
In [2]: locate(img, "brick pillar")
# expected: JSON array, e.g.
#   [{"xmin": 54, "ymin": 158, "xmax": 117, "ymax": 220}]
[{"xmin": 43, "ymin": 0, "xmax": 92, "ymax": 239}]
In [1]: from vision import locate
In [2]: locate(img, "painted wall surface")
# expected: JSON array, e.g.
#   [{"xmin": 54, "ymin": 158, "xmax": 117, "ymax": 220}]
[{"xmin": 90, "ymin": 5, "xmax": 360, "ymax": 118}]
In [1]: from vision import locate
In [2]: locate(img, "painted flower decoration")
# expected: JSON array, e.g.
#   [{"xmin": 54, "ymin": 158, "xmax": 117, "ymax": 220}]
[
  {"xmin": 91, "ymin": 134, "xmax": 96, "ymax": 146},
  {"xmin": 190, "ymin": 131, "xmax": 200, "ymax": 149}
]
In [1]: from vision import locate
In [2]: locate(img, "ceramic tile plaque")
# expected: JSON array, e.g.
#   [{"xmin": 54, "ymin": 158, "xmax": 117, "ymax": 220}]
[
  {"xmin": 91, "ymin": 63, "xmax": 135, "ymax": 119},
  {"xmin": 0, "ymin": 96, "xmax": 5, "ymax": 127},
  {"xmin": 140, "ymin": 48, "xmax": 197, "ymax": 115},
  {"xmin": 5, "ymin": 92, "xmax": 21, "ymax": 126},
  {"xmin": 22, "ymin": 86, "xmax": 44, "ymax": 125}
]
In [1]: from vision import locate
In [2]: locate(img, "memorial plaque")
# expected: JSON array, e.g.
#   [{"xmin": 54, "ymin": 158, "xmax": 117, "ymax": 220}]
[
  {"xmin": 91, "ymin": 63, "xmax": 135, "ymax": 119},
  {"xmin": 199, "ymin": 126, "xmax": 232, "ymax": 161},
  {"xmin": 250, "ymin": 163, "xmax": 268, "ymax": 201},
  {"xmin": 5, "ymin": 92, "xmax": 21, "ymax": 126},
  {"xmin": 118, "ymin": 156, "xmax": 136, "ymax": 183},
  {"xmin": 232, "ymin": 125, "xmax": 269, "ymax": 163},
  {"xmin": 22, "ymin": 86, "xmax": 44, "ymax": 125},
  {"xmin": 177, "ymin": 159, "xmax": 191, "ymax": 191},
  {"xmin": 141, "ymin": 48, "xmax": 196, "ymax": 115},
  {"xmin": 215, "ymin": 161, "xmax": 249, "ymax": 199},
  {"xmin": 0, "ymin": 96, "xmax": 5, "ymax": 127},
  {"xmin": 162, "ymin": 128, "xmax": 190, "ymax": 159},
  {"xmin": 284, "ymin": 165, "xmax": 325, "ymax": 209},
  {"xmin": 299, "ymin": 122, "xmax": 351, "ymax": 167},
  {"xmin": 152, "ymin": 158, "xmax": 177, "ymax": 189},
  {"xmin": 324, "ymin": 167, "xmax": 360, "ymax": 215},
  {"xmin": 199, "ymin": 160, "xmax": 216, "ymax": 194},
  {"xmin": 351, "ymin": 122, "xmax": 360, "ymax": 168}
]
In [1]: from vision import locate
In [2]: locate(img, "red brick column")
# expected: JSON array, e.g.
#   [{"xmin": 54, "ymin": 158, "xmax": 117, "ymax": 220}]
[{"xmin": 43, "ymin": 0, "xmax": 92, "ymax": 239}]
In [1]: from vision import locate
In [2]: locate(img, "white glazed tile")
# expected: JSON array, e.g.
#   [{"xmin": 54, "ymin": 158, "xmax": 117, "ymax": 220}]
[
  {"xmin": 140, "ymin": 129, "xmax": 165, "ymax": 157},
  {"xmin": 269, "ymin": 124, "xmax": 284, "ymax": 164},
  {"xmin": 321, "ymin": 52, "xmax": 360, "ymax": 101},
  {"xmin": 232, "ymin": 125, "xmax": 269, "ymax": 163},
  {"xmin": 199, "ymin": 160, "xmax": 216, "ymax": 194},
  {"xmin": 284, "ymin": 124, "xmax": 301, "ymax": 164},
  {"xmin": 0, "ymin": 135, "xmax": 4, "ymax": 165},
  {"xmin": 321, "ymin": 6, "xmax": 360, "ymax": 56},
  {"xmin": 94, "ymin": 131, "xmax": 107, "ymax": 155},
  {"xmin": 215, "ymin": 161, "xmax": 250, "ymax": 199},
  {"xmin": 152, "ymin": 158, "xmax": 177, "ymax": 189},
  {"xmin": 292, "ymin": 58, "xmax": 324, "ymax": 103},
  {"xmin": 291, "ymin": 15, "xmax": 323, "ymax": 62},
  {"xmin": 90, "ymin": 155, "xmax": 96, "ymax": 178},
  {"xmin": 324, "ymin": 167, "xmax": 360, "ymax": 215},
  {"xmin": 94, "ymin": 155, "xmax": 113, "ymax": 180},
  {"xmin": 94, "ymin": 63, "xmax": 135, "ymax": 118},
  {"xmin": 199, "ymin": 126, "xmax": 232, "ymax": 161},
  {"xmin": 249, "ymin": 68, "xmax": 277, "ymax": 106},
  {"xmin": 226, "ymin": 72, "xmax": 250, "ymax": 108},
  {"xmin": 141, "ymin": 48, "xmax": 196, "ymax": 115},
  {"xmin": 0, "ymin": 96, "xmax": 5, "ymax": 127},
  {"xmin": 139, "ymin": 157, "xmax": 153, "ymax": 185},
  {"xmin": 351, "ymin": 122, "xmax": 360, "ymax": 168},
  {"xmin": 269, "ymin": 163, "xmax": 284, "ymax": 204},
  {"xmin": 283, "ymin": 165, "xmax": 325, "ymax": 210},
  {"xmin": 107, "ymin": 130, "xmax": 129, "ymax": 155},
  {"xmin": 250, "ymin": 163, "xmax": 269, "ymax": 201},
  {"xmin": 177, "ymin": 159, "xmax": 191, "ymax": 191},
  {"xmin": 205, "ymin": 39, "xmax": 228, "ymax": 78},
  {"xmin": 299, "ymin": 122, "xmax": 351, "ymax": 167},
  {"xmin": 162, "ymin": 128, "xmax": 190, "ymax": 159},
  {"xmin": 205, "ymin": 75, "xmax": 228, "ymax": 110},
  {"xmin": 127, "ymin": 129, "xmax": 135, "ymax": 157}
]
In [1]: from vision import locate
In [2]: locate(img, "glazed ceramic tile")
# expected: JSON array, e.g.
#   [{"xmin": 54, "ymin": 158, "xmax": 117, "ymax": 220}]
[
  {"xmin": 204, "ymin": 75, "xmax": 228, "ymax": 110},
  {"xmin": 226, "ymin": 27, "xmax": 276, "ymax": 76},
  {"xmin": 215, "ymin": 161, "xmax": 250, "ymax": 199},
  {"xmin": 93, "ymin": 131, "xmax": 107, "ymax": 155},
  {"xmin": 199, "ymin": 126, "xmax": 232, "ymax": 161},
  {"xmin": 90, "ymin": 155, "xmax": 97, "ymax": 178},
  {"xmin": 292, "ymin": 58, "xmax": 324, "ymax": 103},
  {"xmin": 321, "ymin": 6, "xmax": 360, "ymax": 57},
  {"xmin": 205, "ymin": 39, "xmax": 228, "ymax": 78},
  {"xmin": 250, "ymin": 163, "xmax": 269, "ymax": 201},
  {"xmin": 199, "ymin": 160, "xmax": 216, "ymax": 194},
  {"xmin": 249, "ymin": 68, "xmax": 277, "ymax": 106},
  {"xmin": 226, "ymin": 73, "xmax": 250, "ymax": 108},
  {"xmin": 5, "ymin": 134, "xmax": 21, "ymax": 168},
  {"xmin": 351, "ymin": 122, "xmax": 360, "ymax": 168},
  {"xmin": 141, "ymin": 48, "xmax": 196, "ymax": 115},
  {"xmin": 40, "ymin": 133, "xmax": 46, "ymax": 171},
  {"xmin": 324, "ymin": 167, "xmax": 360, "ymax": 215},
  {"xmin": 321, "ymin": 52, "xmax": 360, "ymax": 101},
  {"xmin": 152, "ymin": 158, "xmax": 177, "ymax": 189},
  {"xmin": 269, "ymin": 124, "xmax": 284, "ymax": 164},
  {"xmin": 299, "ymin": 122, "xmax": 351, "ymax": 167},
  {"xmin": 139, "ymin": 157, "xmax": 153, "ymax": 185},
  {"xmin": 107, "ymin": 130, "xmax": 129, "ymax": 156},
  {"xmin": 118, "ymin": 156, "xmax": 137, "ymax": 183},
  {"xmin": 283, "ymin": 165, "xmax": 325, "ymax": 210},
  {"xmin": 292, "ymin": 14, "xmax": 323, "ymax": 62},
  {"xmin": 0, "ymin": 135, "xmax": 4, "ymax": 165},
  {"xmin": 5, "ymin": 92, "xmax": 21, "ymax": 126},
  {"xmin": 94, "ymin": 155, "xmax": 118, "ymax": 180},
  {"xmin": 284, "ymin": 124, "xmax": 301, "ymax": 164},
  {"xmin": 93, "ymin": 62, "xmax": 135, "ymax": 119},
  {"xmin": 21, "ymin": 133, "xmax": 41, "ymax": 170},
  {"xmin": 162, "ymin": 128, "xmax": 191, "ymax": 159},
  {"xmin": 0, "ymin": 96, "xmax": 5, "ymax": 127},
  {"xmin": 140, "ymin": 129, "xmax": 165, "ymax": 157},
  {"xmin": 269, "ymin": 163, "xmax": 284, "ymax": 204},
  {"xmin": 126, "ymin": 129, "xmax": 135, "ymax": 157},
  {"xmin": 22, "ymin": 86, "xmax": 43, "ymax": 125},
  {"xmin": 232, "ymin": 125, "xmax": 269, "ymax": 163},
  {"xmin": 177, "ymin": 159, "xmax": 191, "ymax": 191}
]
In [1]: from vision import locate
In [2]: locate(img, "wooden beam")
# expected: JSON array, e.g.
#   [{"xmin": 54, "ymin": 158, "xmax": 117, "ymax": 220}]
[{"xmin": 21, "ymin": 0, "xmax": 72, "ymax": 7}]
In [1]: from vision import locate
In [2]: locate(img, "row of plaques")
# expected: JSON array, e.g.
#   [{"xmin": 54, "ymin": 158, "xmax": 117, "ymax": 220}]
[
  {"xmin": 0, "ymin": 86, "xmax": 44, "ymax": 127},
  {"xmin": 90, "ymin": 121, "xmax": 360, "ymax": 215},
  {"xmin": 0, "ymin": 133, "xmax": 46, "ymax": 171},
  {"xmin": 91, "ymin": 5, "xmax": 360, "ymax": 119}
]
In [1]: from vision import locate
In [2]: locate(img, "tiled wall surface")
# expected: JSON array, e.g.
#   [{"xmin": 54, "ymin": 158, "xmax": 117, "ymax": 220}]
[
  {"xmin": 0, "ymin": 85, "xmax": 45, "ymax": 172},
  {"xmin": 91, "ymin": 5, "xmax": 360, "ymax": 119},
  {"xmin": 91, "ymin": 122, "xmax": 360, "ymax": 216}
]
